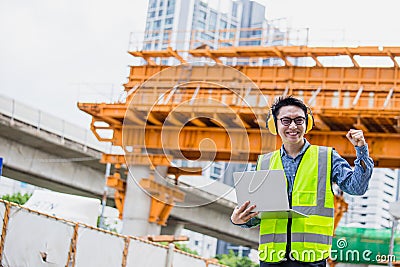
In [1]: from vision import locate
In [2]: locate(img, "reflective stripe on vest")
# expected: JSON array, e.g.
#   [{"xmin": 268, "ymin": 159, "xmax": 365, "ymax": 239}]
[
  {"xmin": 260, "ymin": 233, "xmax": 332, "ymax": 245},
  {"xmin": 257, "ymin": 145, "xmax": 334, "ymax": 263}
]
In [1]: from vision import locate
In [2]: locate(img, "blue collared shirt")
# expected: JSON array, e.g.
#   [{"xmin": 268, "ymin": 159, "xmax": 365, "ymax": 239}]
[{"xmin": 238, "ymin": 139, "xmax": 374, "ymax": 228}]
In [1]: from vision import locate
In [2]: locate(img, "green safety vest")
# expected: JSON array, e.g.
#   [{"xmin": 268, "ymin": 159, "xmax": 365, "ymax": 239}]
[{"xmin": 256, "ymin": 145, "xmax": 334, "ymax": 263}]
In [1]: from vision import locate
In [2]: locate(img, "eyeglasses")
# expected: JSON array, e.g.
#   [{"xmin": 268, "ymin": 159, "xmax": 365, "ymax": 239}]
[{"xmin": 278, "ymin": 116, "xmax": 306, "ymax": 126}]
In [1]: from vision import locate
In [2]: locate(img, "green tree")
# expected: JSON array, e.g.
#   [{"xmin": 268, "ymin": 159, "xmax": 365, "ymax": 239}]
[
  {"xmin": 175, "ymin": 243, "xmax": 199, "ymax": 255},
  {"xmin": 158, "ymin": 242, "xmax": 199, "ymax": 255},
  {"xmin": 215, "ymin": 250, "xmax": 259, "ymax": 267},
  {"xmin": 1, "ymin": 192, "xmax": 31, "ymax": 205}
]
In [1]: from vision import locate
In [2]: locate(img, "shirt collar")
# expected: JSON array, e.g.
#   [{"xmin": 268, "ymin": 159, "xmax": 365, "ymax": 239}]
[{"xmin": 280, "ymin": 138, "xmax": 311, "ymax": 159}]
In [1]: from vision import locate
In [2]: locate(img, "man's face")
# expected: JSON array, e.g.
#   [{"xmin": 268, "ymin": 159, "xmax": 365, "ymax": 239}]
[{"xmin": 276, "ymin": 105, "xmax": 306, "ymax": 145}]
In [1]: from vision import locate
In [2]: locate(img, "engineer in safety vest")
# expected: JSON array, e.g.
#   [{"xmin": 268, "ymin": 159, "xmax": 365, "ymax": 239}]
[{"xmin": 231, "ymin": 96, "xmax": 373, "ymax": 267}]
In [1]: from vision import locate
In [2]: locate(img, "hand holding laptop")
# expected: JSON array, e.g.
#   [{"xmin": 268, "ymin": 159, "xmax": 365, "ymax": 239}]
[
  {"xmin": 231, "ymin": 200, "xmax": 259, "ymax": 224},
  {"xmin": 233, "ymin": 170, "xmax": 308, "ymax": 219}
]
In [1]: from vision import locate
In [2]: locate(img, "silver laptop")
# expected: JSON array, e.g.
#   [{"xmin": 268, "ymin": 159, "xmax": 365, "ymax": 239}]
[{"xmin": 233, "ymin": 170, "xmax": 308, "ymax": 219}]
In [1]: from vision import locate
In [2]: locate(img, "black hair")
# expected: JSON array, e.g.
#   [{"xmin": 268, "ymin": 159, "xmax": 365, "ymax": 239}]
[
  {"xmin": 271, "ymin": 96, "xmax": 307, "ymax": 119},
  {"xmin": 270, "ymin": 96, "xmax": 308, "ymax": 127}
]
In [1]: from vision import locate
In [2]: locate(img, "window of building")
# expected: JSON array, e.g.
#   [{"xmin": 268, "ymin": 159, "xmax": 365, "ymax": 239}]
[
  {"xmin": 150, "ymin": 0, "xmax": 157, "ymax": 8},
  {"xmin": 166, "ymin": 8, "xmax": 174, "ymax": 15},
  {"xmin": 209, "ymin": 11, "xmax": 217, "ymax": 30},
  {"xmin": 199, "ymin": 10, "xmax": 207, "ymax": 20},
  {"xmin": 149, "ymin": 11, "xmax": 156, "ymax": 18},
  {"xmin": 163, "ymin": 28, "xmax": 172, "ymax": 40},
  {"xmin": 197, "ymin": 20, "xmax": 206, "ymax": 29},
  {"xmin": 154, "ymin": 20, "xmax": 161, "ymax": 29},
  {"xmin": 159, "ymin": 0, "xmax": 164, "ymax": 7},
  {"xmin": 252, "ymin": 29, "xmax": 262, "ymax": 36},
  {"xmin": 194, "ymin": 240, "xmax": 199, "ymax": 246},
  {"xmin": 229, "ymin": 31, "xmax": 236, "ymax": 39},
  {"xmin": 158, "ymin": 10, "xmax": 163, "ymax": 16},
  {"xmin": 248, "ymin": 40, "xmax": 261, "ymax": 46},
  {"xmin": 232, "ymin": 2, "xmax": 238, "ymax": 17},
  {"xmin": 163, "ymin": 32, "xmax": 169, "ymax": 40},
  {"xmin": 165, "ymin": 17, "xmax": 173, "ymax": 25},
  {"xmin": 220, "ymin": 20, "xmax": 227, "ymax": 29},
  {"xmin": 167, "ymin": 0, "xmax": 175, "ymax": 7}
]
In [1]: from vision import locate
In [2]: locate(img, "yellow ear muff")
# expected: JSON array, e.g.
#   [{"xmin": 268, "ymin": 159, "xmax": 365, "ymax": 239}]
[
  {"xmin": 266, "ymin": 110, "xmax": 277, "ymax": 135},
  {"xmin": 305, "ymin": 107, "xmax": 314, "ymax": 134}
]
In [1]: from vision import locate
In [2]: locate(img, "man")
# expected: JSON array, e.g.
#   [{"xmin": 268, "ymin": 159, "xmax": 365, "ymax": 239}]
[{"xmin": 231, "ymin": 96, "xmax": 373, "ymax": 266}]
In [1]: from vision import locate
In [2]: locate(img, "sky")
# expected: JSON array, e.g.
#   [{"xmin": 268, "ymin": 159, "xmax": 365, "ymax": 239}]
[{"xmin": 1, "ymin": 0, "xmax": 400, "ymax": 129}]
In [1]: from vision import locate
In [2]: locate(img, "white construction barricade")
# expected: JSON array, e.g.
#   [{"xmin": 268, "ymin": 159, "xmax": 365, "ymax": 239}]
[
  {"xmin": 0, "ymin": 200, "xmax": 228, "ymax": 267},
  {"xmin": 2, "ymin": 204, "xmax": 75, "ymax": 266},
  {"xmin": 75, "ymin": 225, "xmax": 126, "ymax": 267},
  {"xmin": 127, "ymin": 238, "xmax": 168, "ymax": 266},
  {"xmin": 173, "ymin": 250, "xmax": 207, "ymax": 267}
]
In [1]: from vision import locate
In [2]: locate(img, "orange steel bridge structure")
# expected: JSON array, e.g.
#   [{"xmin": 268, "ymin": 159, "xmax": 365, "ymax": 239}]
[{"xmin": 79, "ymin": 45, "xmax": 400, "ymax": 227}]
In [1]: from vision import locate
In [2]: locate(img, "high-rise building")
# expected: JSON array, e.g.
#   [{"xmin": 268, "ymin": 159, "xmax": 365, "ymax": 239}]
[
  {"xmin": 181, "ymin": 228, "xmax": 218, "ymax": 258},
  {"xmin": 340, "ymin": 168, "xmax": 400, "ymax": 229},
  {"xmin": 143, "ymin": 0, "xmax": 241, "ymax": 65},
  {"xmin": 144, "ymin": 0, "xmax": 242, "ymax": 49},
  {"xmin": 239, "ymin": 0, "xmax": 265, "ymax": 46},
  {"xmin": 142, "ymin": 0, "xmax": 306, "ymax": 65}
]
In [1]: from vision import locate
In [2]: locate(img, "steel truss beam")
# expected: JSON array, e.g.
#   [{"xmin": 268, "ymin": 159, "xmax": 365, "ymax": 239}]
[{"xmin": 130, "ymin": 46, "xmax": 400, "ymax": 68}]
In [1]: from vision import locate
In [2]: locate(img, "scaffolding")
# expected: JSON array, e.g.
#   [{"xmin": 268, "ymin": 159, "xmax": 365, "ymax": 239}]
[{"xmin": 79, "ymin": 45, "xmax": 400, "ymax": 222}]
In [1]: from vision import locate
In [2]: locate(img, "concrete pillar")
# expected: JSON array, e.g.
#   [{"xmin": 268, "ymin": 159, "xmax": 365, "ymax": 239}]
[
  {"xmin": 121, "ymin": 165, "xmax": 162, "ymax": 236},
  {"xmin": 161, "ymin": 222, "xmax": 185, "ymax": 236},
  {"xmin": 153, "ymin": 166, "xmax": 168, "ymax": 182}
]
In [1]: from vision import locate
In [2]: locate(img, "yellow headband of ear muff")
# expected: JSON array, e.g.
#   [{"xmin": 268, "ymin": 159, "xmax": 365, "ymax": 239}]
[{"xmin": 266, "ymin": 107, "xmax": 314, "ymax": 135}]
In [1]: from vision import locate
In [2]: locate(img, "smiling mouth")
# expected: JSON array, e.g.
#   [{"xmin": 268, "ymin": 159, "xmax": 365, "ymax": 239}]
[{"xmin": 287, "ymin": 132, "xmax": 298, "ymax": 136}]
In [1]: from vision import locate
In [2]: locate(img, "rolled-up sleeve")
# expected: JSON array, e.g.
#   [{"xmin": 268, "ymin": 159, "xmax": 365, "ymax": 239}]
[{"xmin": 332, "ymin": 144, "xmax": 374, "ymax": 195}]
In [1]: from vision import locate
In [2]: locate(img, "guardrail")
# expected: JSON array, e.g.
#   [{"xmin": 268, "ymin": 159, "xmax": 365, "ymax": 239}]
[{"xmin": 0, "ymin": 94, "xmax": 108, "ymax": 152}]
